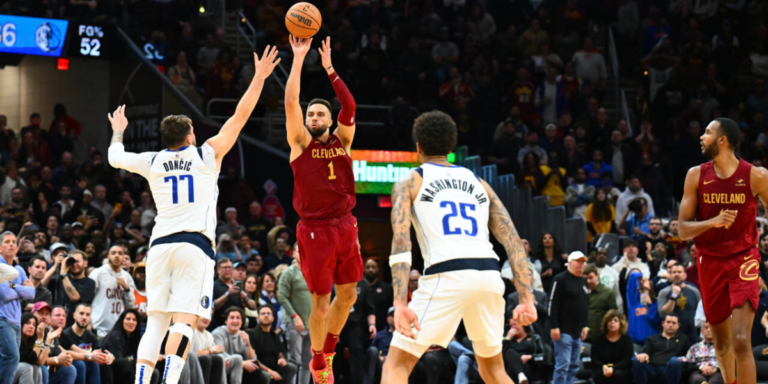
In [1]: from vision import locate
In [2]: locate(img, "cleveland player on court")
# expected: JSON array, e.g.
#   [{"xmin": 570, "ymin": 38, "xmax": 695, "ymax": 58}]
[
  {"xmin": 108, "ymin": 47, "xmax": 280, "ymax": 384},
  {"xmin": 285, "ymin": 35, "xmax": 359, "ymax": 384},
  {"xmin": 679, "ymin": 118, "xmax": 765, "ymax": 384},
  {"xmin": 382, "ymin": 111, "xmax": 537, "ymax": 384}
]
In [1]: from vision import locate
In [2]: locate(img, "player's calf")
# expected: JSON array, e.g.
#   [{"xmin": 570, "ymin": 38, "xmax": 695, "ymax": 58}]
[{"xmin": 477, "ymin": 351, "xmax": 514, "ymax": 384}]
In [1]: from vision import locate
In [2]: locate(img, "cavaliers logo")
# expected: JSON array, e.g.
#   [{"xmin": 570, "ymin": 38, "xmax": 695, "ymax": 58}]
[{"xmin": 739, "ymin": 259, "xmax": 759, "ymax": 281}]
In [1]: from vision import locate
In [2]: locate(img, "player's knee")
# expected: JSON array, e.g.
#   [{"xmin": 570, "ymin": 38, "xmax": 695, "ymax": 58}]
[
  {"xmin": 312, "ymin": 300, "xmax": 330, "ymax": 317},
  {"xmin": 336, "ymin": 289, "xmax": 357, "ymax": 307},
  {"xmin": 168, "ymin": 322, "xmax": 194, "ymax": 357},
  {"xmin": 733, "ymin": 331, "xmax": 751, "ymax": 354},
  {"xmin": 714, "ymin": 337, "xmax": 733, "ymax": 354}
]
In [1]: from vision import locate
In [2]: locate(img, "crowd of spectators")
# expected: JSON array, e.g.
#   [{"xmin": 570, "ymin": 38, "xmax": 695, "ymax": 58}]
[{"xmin": 4, "ymin": 0, "xmax": 768, "ymax": 384}]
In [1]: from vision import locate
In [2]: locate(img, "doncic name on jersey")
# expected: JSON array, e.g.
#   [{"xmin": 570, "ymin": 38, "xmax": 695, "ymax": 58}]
[
  {"xmin": 162, "ymin": 158, "xmax": 194, "ymax": 172},
  {"xmin": 419, "ymin": 177, "xmax": 488, "ymax": 204}
]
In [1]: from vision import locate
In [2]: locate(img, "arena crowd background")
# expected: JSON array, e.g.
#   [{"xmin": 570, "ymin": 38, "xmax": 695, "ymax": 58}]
[{"xmin": 2, "ymin": 0, "xmax": 768, "ymax": 383}]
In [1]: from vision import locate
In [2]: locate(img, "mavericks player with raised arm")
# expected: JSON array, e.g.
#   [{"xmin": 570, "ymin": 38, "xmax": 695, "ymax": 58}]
[
  {"xmin": 285, "ymin": 36, "xmax": 359, "ymax": 384},
  {"xmin": 108, "ymin": 47, "xmax": 280, "ymax": 384},
  {"xmin": 382, "ymin": 111, "xmax": 537, "ymax": 384}
]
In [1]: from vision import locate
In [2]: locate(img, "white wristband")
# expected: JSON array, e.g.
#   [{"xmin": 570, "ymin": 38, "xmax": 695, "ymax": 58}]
[{"xmin": 389, "ymin": 252, "xmax": 412, "ymax": 268}]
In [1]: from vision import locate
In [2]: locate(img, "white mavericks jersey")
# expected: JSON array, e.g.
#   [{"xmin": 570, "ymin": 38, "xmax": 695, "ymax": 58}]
[
  {"xmin": 412, "ymin": 163, "xmax": 498, "ymax": 270},
  {"xmin": 108, "ymin": 142, "xmax": 219, "ymax": 246}
]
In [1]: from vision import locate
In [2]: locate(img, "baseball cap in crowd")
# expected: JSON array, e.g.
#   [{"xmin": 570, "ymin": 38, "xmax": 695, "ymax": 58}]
[
  {"xmin": 225, "ymin": 207, "xmax": 237, "ymax": 215},
  {"xmin": 83, "ymin": 189, "xmax": 93, "ymax": 197},
  {"xmin": 623, "ymin": 238, "xmax": 639, "ymax": 248},
  {"xmin": 388, "ymin": 307, "xmax": 395, "ymax": 316},
  {"xmin": 50, "ymin": 243, "xmax": 67, "ymax": 254},
  {"xmin": 545, "ymin": 123, "xmax": 557, "ymax": 131},
  {"xmin": 567, "ymin": 251, "xmax": 587, "ymax": 263},
  {"xmin": 137, "ymin": 246, "xmax": 148, "ymax": 255},
  {"xmin": 31, "ymin": 302, "xmax": 51, "ymax": 313},
  {"xmin": 233, "ymin": 261, "xmax": 246, "ymax": 270},
  {"xmin": 134, "ymin": 261, "xmax": 146, "ymax": 270},
  {"xmin": 218, "ymin": 234, "xmax": 231, "ymax": 243},
  {"xmin": 72, "ymin": 222, "xmax": 84, "ymax": 229}
]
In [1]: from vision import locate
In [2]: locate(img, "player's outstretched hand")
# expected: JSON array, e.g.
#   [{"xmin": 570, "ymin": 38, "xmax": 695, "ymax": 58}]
[
  {"xmin": 253, "ymin": 45, "xmax": 281, "ymax": 81},
  {"xmin": 393, "ymin": 304, "xmax": 420, "ymax": 340},
  {"xmin": 512, "ymin": 302, "xmax": 538, "ymax": 326},
  {"xmin": 289, "ymin": 35, "xmax": 313, "ymax": 57},
  {"xmin": 712, "ymin": 209, "xmax": 737, "ymax": 229},
  {"xmin": 107, "ymin": 105, "xmax": 128, "ymax": 133},
  {"xmin": 318, "ymin": 37, "xmax": 333, "ymax": 72}
]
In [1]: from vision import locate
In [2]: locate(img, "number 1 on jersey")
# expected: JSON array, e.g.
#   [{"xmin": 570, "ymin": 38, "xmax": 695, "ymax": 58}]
[
  {"xmin": 328, "ymin": 162, "xmax": 337, "ymax": 180},
  {"xmin": 164, "ymin": 175, "xmax": 195, "ymax": 204}
]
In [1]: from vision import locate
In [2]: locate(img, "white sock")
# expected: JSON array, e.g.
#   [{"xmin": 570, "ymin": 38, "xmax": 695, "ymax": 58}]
[
  {"xmin": 135, "ymin": 363, "xmax": 153, "ymax": 384},
  {"xmin": 163, "ymin": 355, "xmax": 186, "ymax": 384},
  {"xmin": 518, "ymin": 372, "xmax": 528, "ymax": 384}
]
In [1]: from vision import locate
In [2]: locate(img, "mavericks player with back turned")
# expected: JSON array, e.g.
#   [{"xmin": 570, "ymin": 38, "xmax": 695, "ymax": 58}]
[
  {"xmin": 107, "ymin": 47, "xmax": 280, "ymax": 384},
  {"xmin": 382, "ymin": 111, "xmax": 537, "ymax": 384}
]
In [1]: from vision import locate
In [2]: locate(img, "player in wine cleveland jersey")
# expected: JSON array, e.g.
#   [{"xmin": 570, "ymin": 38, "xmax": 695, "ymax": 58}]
[
  {"xmin": 107, "ymin": 47, "xmax": 280, "ymax": 384},
  {"xmin": 678, "ymin": 118, "xmax": 768, "ymax": 384},
  {"xmin": 285, "ymin": 36, "xmax": 359, "ymax": 384}
]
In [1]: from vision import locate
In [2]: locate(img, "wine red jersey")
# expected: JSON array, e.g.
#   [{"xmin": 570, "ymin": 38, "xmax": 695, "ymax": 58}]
[
  {"xmin": 693, "ymin": 159, "xmax": 758, "ymax": 258},
  {"xmin": 290, "ymin": 134, "xmax": 356, "ymax": 220}
]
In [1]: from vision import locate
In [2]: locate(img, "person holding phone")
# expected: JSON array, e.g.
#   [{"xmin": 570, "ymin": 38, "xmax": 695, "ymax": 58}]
[{"xmin": 211, "ymin": 259, "xmax": 247, "ymax": 329}]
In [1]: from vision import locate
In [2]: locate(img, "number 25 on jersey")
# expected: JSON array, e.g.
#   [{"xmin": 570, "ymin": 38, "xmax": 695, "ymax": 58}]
[
  {"xmin": 441, "ymin": 201, "xmax": 477, "ymax": 236},
  {"xmin": 165, "ymin": 175, "xmax": 195, "ymax": 204}
]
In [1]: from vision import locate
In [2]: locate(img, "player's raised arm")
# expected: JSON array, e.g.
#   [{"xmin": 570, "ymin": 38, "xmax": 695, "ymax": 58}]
[
  {"xmin": 482, "ymin": 179, "xmax": 537, "ymax": 326},
  {"xmin": 751, "ymin": 165, "xmax": 768, "ymax": 218},
  {"xmin": 206, "ymin": 46, "xmax": 281, "ymax": 164},
  {"xmin": 678, "ymin": 166, "xmax": 736, "ymax": 240},
  {"xmin": 319, "ymin": 37, "xmax": 356, "ymax": 152},
  {"xmin": 285, "ymin": 36, "xmax": 313, "ymax": 157},
  {"xmin": 107, "ymin": 105, "xmax": 154, "ymax": 179},
  {"xmin": 389, "ymin": 170, "xmax": 421, "ymax": 339}
]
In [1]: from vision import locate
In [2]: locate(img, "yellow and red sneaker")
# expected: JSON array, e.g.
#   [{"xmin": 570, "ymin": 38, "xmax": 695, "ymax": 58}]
[{"xmin": 309, "ymin": 352, "xmax": 335, "ymax": 384}]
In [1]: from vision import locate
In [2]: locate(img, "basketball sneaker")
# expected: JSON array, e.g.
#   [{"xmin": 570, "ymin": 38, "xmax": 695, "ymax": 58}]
[{"xmin": 310, "ymin": 352, "xmax": 335, "ymax": 384}]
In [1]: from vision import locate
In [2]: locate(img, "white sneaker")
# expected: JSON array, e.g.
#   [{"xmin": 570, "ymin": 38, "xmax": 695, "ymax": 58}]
[
  {"xmin": 0, "ymin": 263, "xmax": 19, "ymax": 284},
  {"xmin": 517, "ymin": 372, "xmax": 528, "ymax": 384}
]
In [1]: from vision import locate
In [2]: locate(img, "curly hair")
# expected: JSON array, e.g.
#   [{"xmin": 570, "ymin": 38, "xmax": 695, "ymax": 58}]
[
  {"xmin": 600, "ymin": 310, "xmax": 628, "ymax": 336},
  {"xmin": 412, "ymin": 111, "xmax": 457, "ymax": 156}
]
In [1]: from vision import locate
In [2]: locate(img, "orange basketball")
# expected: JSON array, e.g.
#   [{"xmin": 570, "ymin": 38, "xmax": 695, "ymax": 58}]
[{"xmin": 285, "ymin": 2, "xmax": 322, "ymax": 38}]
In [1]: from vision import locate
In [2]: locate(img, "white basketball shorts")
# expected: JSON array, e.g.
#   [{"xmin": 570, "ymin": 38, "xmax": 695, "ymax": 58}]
[
  {"xmin": 390, "ymin": 269, "xmax": 506, "ymax": 358},
  {"xmin": 145, "ymin": 242, "xmax": 216, "ymax": 319}
]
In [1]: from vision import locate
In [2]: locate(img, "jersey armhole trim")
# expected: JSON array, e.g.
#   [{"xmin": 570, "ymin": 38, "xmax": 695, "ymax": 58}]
[
  {"xmin": 151, "ymin": 154, "xmax": 158, "ymax": 165},
  {"xmin": 197, "ymin": 147, "xmax": 204, "ymax": 161},
  {"xmin": 415, "ymin": 167, "xmax": 424, "ymax": 177}
]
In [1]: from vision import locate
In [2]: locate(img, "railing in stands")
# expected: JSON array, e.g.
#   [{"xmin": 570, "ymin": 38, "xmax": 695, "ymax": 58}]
[
  {"xmin": 454, "ymin": 147, "xmax": 587, "ymax": 253},
  {"xmin": 206, "ymin": 98, "xmax": 389, "ymax": 127},
  {"xmin": 236, "ymin": 11, "xmax": 287, "ymax": 90},
  {"xmin": 114, "ymin": 26, "xmax": 290, "ymax": 162},
  {"xmin": 607, "ymin": 28, "xmax": 621, "ymax": 121},
  {"xmin": 621, "ymin": 89, "xmax": 633, "ymax": 136}
]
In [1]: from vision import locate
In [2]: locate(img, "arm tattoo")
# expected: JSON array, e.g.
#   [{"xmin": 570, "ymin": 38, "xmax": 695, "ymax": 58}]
[
  {"xmin": 390, "ymin": 174, "xmax": 413, "ymax": 255},
  {"xmin": 390, "ymin": 173, "xmax": 414, "ymax": 303},
  {"xmin": 111, "ymin": 131, "xmax": 123, "ymax": 144},
  {"xmin": 488, "ymin": 192, "xmax": 534, "ymax": 303},
  {"xmin": 391, "ymin": 262, "xmax": 409, "ymax": 303}
]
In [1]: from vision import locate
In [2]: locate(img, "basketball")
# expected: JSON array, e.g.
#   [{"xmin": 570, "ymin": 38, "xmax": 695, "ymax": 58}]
[{"xmin": 285, "ymin": 2, "xmax": 322, "ymax": 38}]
